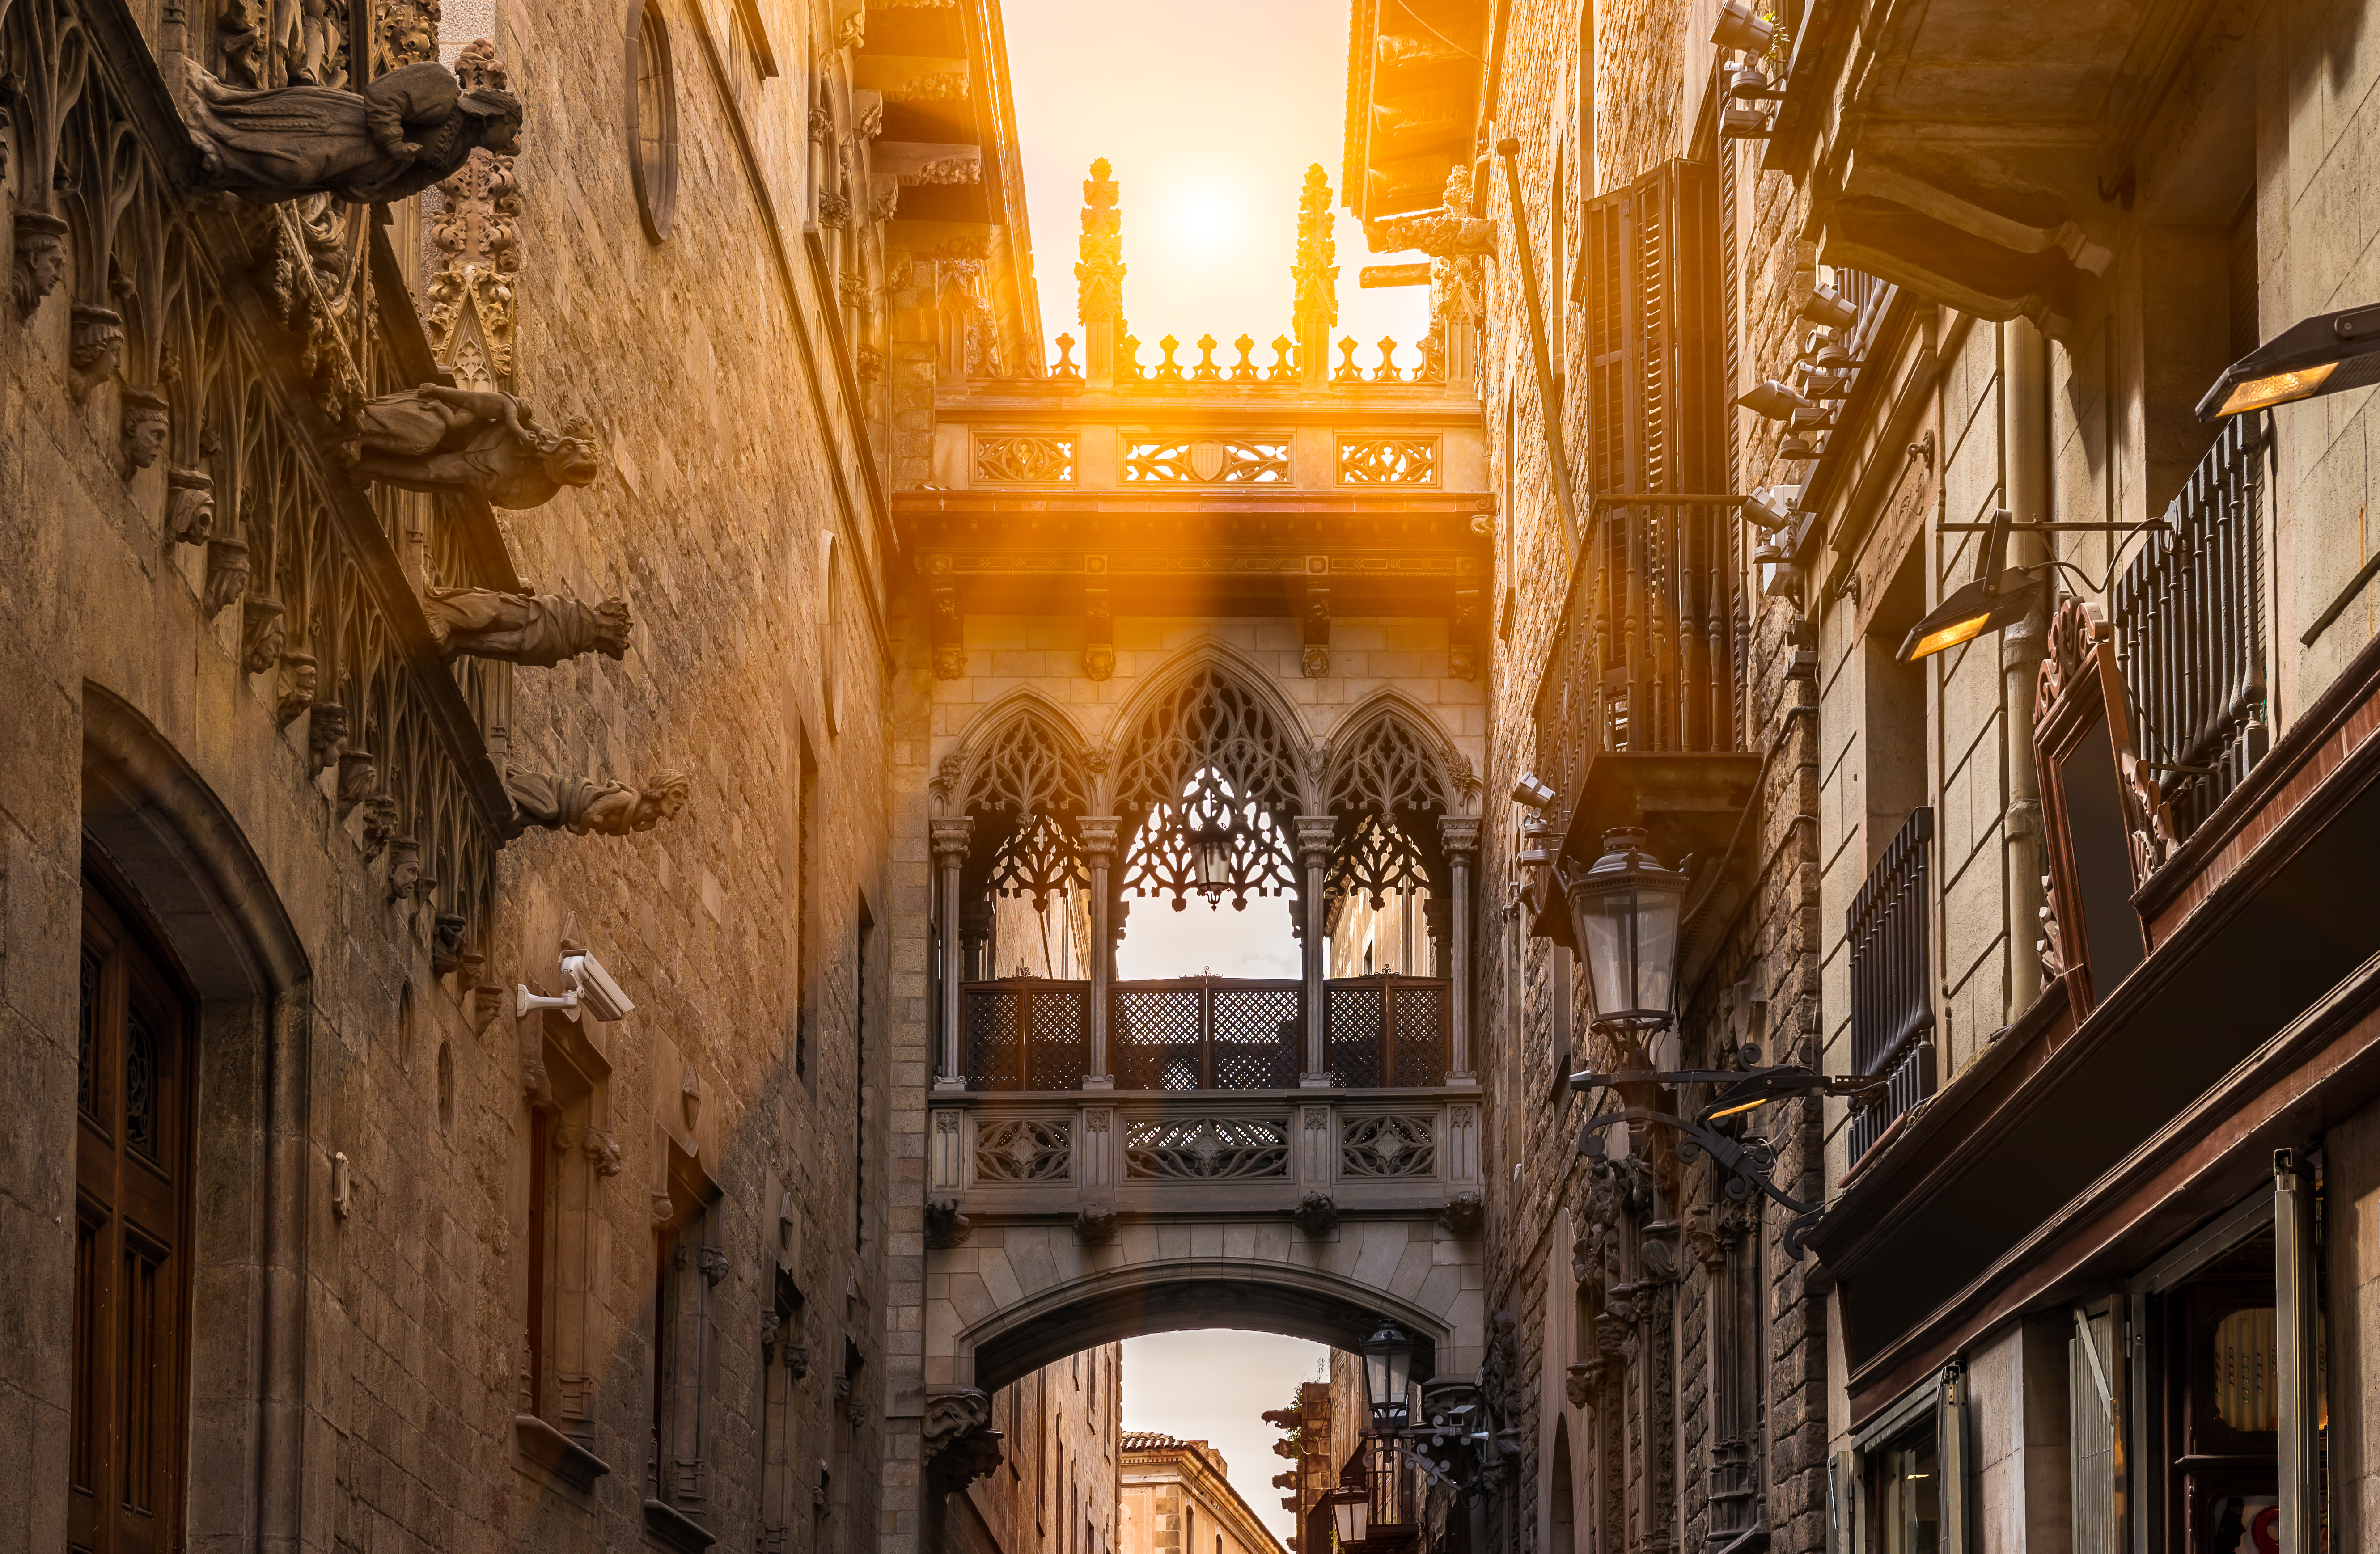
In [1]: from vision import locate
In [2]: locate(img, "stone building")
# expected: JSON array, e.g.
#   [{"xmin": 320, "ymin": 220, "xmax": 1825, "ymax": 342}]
[
  {"xmin": 1120, "ymin": 1434, "xmax": 1285, "ymax": 1554},
  {"xmin": 952, "ymin": 1346, "xmax": 1123, "ymax": 1554},
  {"xmin": 1345, "ymin": 2, "xmax": 2380, "ymax": 1554}
]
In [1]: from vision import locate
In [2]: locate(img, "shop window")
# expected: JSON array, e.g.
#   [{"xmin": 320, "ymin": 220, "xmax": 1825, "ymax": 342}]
[
  {"xmin": 1873, "ymin": 1431, "xmax": 1940, "ymax": 1554},
  {"xmin": 73, "ymin": 875, "xmax": 193, "ymax": 1554}
]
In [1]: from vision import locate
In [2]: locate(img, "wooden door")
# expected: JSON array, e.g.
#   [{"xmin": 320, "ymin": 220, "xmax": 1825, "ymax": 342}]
[{"xmin": 72, "ymin": 879, "xmax": 192, "ymax": 1554}]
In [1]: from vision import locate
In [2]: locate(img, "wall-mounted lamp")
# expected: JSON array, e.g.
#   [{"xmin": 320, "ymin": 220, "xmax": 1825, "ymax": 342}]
[
  {"xmin": 1897, "ymin": 509, "xmax": 2043, "ymax": 662},
  {"xmin": 2198, "ymin": 302, "xmax": 2380, "ymax": 420}
]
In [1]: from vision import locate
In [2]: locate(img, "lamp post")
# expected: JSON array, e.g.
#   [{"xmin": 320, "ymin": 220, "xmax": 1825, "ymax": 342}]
[{"xmin": 1552, "ymin": 828, "xmax": 1890, "ymax": 1256}]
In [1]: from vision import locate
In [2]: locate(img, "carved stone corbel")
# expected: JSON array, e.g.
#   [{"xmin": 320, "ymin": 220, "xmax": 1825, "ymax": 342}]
[
  {"xmin": 1301, "ymin": 559, "xmax": 1330, "ymax": 678},
  {"xmin": 1073, "ymin": 1204, "xmax": 1118, "ymax": 1244},
  {"xmin": 357, "ymin": 793, "xmax": 399, "ymax": 861},
  {"xmin": 1292, "ymin": 1191, "xmax": 1338, "ymax": 1237},
  {"xmin": 431, "ymin": 914, "xmax": 468, "ymax": 975},
  {"xmin": 165, "ymin": 466, "xmax": 215, "ymax": 544},
  {"xmin": 924, "ymin": 1196, "xmax": 971, "ymax": 1249},
  {"xmin": 923, "ymin": 1389, "xmax": 1003, "ymax": 1493},
  {"xmin": 202, "ymin": 536, "xmax": 250, "ymax": 618},
  {"xmin": 383, "ymin": 836, "xmax": 420, "ymax": 901},
  {"xmin": 1082, "ymin": 555, "xmax": 1114, "ymax": 680},
  {"xmin": 275, "ymin": 650, "xmax": 317, "ymax": 727},
  {"xmin": 337, "ymin": 748, "xmax": 378, "ymax": 819},
  {"xmin": 12, "ymin": 211, "xmax": 68, "ymax": 317},
  {"xmin": 928, "ymin": 562, "xmax": 964, "ymax": 679},
  {"xmin": 240, "ymin": 595, "xmax": 286, "ymax": 673},
  {"xmin": 1438, "ymin": 1189, "xmax": 1485, "ymax": 1235},
  {"xmin": 120, "ymin": 388, "xmax": 169, "ymax": 476},
  {"xmin": 306, "ymin": 701, "xmax": 347, "ymax": 776},
  {"xmin": 69, "ymin": 304, "xmax": 123, "ymax": 390}
]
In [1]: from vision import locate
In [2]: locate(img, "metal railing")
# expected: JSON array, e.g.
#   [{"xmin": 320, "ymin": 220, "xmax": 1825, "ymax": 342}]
[
  {"xmin": 1848, "ymin": 807, "xmax": 1935, "ymax": 1161},
  {"xmin": 2113, "ymin": 416, "xmax": 2269, "ymax": 848},
  {"xmin": 1349, "ymin": 1434, "xmax": 1419, "ymax": 1531},
  {"xmin": 959, "ymin": 975, "xmax": 1451, "ymax": 1091}
]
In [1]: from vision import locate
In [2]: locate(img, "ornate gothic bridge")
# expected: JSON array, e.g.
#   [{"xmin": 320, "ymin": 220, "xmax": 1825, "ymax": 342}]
[{"xmin": 894, "ymin": 163, "xmax": 1499, "ymax": 1435}]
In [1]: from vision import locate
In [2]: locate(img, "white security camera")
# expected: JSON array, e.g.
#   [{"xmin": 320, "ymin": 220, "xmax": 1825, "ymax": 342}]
[
  {"xmin": 1741, "ymin": 486, "xmax": 1802, "ymax": 532},
  {"xmin": 1511, "ymin": 773, "xmax": 1556, "ymax": 809},
  {"xmin": 515, "ymin": 948, "xmax": 637, "ymax": 1023}
]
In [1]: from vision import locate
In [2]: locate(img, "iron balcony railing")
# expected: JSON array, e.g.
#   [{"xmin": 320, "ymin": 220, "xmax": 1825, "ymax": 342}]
[
  {"xmin": 960, "ymin": 974, "xmax": 1450, "ymax": 1091},
  {"xmin": 1848, "ymin": 807, "xmax": 1935, "ymax": 1161},
  {"xmin": 1351, "ymin": 1433, "xmax": 1419, "ymax": 1533},
  {"xmin": 2113, "ymin": 416, "xmax": 2269, "ymax": 848}
]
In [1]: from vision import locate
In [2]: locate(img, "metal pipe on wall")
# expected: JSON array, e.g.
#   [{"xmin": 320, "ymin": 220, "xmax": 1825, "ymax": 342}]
[{"xmin": 2000, "ymin": 319, "xmax": 2052, "ymax": 1014}]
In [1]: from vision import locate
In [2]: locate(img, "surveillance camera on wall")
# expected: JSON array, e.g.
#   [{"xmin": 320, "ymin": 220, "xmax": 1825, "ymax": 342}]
[
  {"xmin": 1712, "ymin": 0, "xmax": 1775, "ymax": 54},
  {"xmin": 1736, "ymin": 379, "xmax": 1815, "ymax": 422},
  {"xmin": 1511, "ymin": 773, "xmax": 1556, "ymax": 810},
  {"xmin": 515, "ymin": 947, "xmax": 637, "ymax": 1023}
]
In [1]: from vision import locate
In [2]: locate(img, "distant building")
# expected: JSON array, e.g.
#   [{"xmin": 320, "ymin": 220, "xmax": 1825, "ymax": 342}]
[
  {"xmin": 952, "ymin": 1345, "xmax": 1125, "ymax": 1554},
  {"xmin": 1120, "ymin": 1434, "xmax": 1287, "ymax": 1554}
]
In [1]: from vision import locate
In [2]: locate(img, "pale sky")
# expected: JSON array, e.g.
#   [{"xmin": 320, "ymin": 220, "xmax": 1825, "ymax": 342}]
[
  {"xmin": 1000, "ymin": 5, "xmax": 1406, "ymax": 1538},
  {"xmin": 1001, "ymin": 0, "xmax": 1431, "ymax": 376},
  {"xmin": 1122, "ymin": 1332, "xmax": 1330, "ymax": 1546}
]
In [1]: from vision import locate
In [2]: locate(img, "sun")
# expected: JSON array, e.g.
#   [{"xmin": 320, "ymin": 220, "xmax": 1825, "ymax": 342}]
[{"xmin": 1160, "ymin": 180, "xmax": 1248, "ymax": 258}]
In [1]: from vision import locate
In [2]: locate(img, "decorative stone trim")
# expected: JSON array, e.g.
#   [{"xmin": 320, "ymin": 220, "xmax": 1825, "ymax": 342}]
[{"xmin": 512, "ymin": 1413, "xmax": 609, "ymax": 1494}]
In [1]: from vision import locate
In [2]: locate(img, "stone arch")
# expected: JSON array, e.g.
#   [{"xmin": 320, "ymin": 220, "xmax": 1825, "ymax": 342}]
[
  {"xmin": 953, "ymin": 1253, "xmax": 1461, "ymax": 1395},
  {"xmin": 1319, "ymin": 689, "xmax": 1477, "ymax": 819},
  {"xmin": 1100, "ymin": 637, "xmax": 1321, "ymax": 797},
  {"xmin": 936, "ymin": 688, "xmax": 1094, "ymax": 820},
  {"xmin": 79, "ymin": 681, "xmax": 312, "ymax": 1554},
  {"xmin": 936, "ymin": 693, "xmax": 1096, "ymax": 939},
  {"xmin": 1317, "ymin": 692, "xmax": 1474, "ymax": 934}
]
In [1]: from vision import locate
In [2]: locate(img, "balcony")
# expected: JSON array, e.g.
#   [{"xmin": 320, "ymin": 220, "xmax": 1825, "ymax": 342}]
[
  {"xmin": 1847, "ymin": 807, "xmax": 1935, "ymax": 1163},
  {"xmin": 959, "ymin": 973, "xmax": 1451, "ymax": 1092}
]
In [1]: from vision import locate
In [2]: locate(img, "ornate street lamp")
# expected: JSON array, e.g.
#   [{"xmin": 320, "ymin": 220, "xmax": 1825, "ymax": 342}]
[
  {"xmin": 1361, "ymin": 1322, "xmax": 1415, "ymax": 1431},
  {"xmin": 1559, "ymin": 828, "xmax": 1689, "ymax": 1039},
  {"xmin": 1326, "ymin": 1480, "xmax": 1372, "ymax": 1548}
]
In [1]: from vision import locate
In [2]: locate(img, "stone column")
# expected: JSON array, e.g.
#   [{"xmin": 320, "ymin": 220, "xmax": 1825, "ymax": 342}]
[
  {"xmin": 1294, "ymin": 815, "xmax": 1338, "ymax": 1086},
  {"xmin": 931, "ymin": 816, "xmax": 973, "ymax": 1093},
  {"xmin": 1439, "ymin": 817, "xmax": 1481, "ymax": 1086},
  {"xmin": 1078, "ymin": 816, "xmax": 1121, "ymax": 1089}
]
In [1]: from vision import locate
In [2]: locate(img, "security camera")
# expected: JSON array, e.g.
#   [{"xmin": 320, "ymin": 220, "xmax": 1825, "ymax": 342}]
[
  {"xmin": 514, "ymin": 948, "xmax": 637, "ymax": 1023},
  {"xmin": 1736, "ymin": 379, "xmax": 1815, "ymax": 421},
  {"xmin": 564, "ymin": 951, "xmax": 635, "ymax": 1022},
  {"xmin": 1511, "ymin": 773, "xmax": 1556, "ymax": 809}
]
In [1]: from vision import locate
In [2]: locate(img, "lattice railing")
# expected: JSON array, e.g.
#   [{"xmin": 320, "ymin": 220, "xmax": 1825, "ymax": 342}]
[
  {"xmin": 1848, "ymin": 807, "xmax": 1934, "ymax": 1161},
  {"xmin": 2113, "ymin": 416, "xmax": 2269, "ymax": 850},
  {"xmin": 958, "ymin": 976, "xmax": 1453, "ymax": 1090}
]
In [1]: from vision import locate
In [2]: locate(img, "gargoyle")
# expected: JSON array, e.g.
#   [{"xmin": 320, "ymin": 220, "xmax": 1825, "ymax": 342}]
[
  {"xmin": 423, "ymin": 586, "xmax": 631, "ymax": 665},
  {"xmin": 181, "ymin": 58, "xmax": 523, "ymax": 205},
  {"xmin": 347, "ymin": 384, "xmax": 599, "ymax": 510},
  {"xmin": 505, "ymin": 768, "xmax": 689, "ymax": 836}
]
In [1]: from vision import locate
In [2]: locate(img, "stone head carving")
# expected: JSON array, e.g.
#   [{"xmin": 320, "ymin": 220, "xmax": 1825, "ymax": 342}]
[
  {"xmin": 240, "ymin": 595, "xmax": 287, "ymax": 674},
  {"xmin": 538, "ymin": 413, "xmax": 602, "ymax": 489},
  {"xmin": 166, "ymin": 467, "xmax": 216, "ymax": 545},
  {"xmin": 384, "ymin": 836, "xmax": 421, "ymax": 900},
  {"xmin": 336, "ymin": 747, "xmax": 379, "ymax": 816},
  {"xmin": 71, "ymin": 304, "xmax": 124, "ymax": 380},
  {"xmin": 431, "ymin": 914, "xmax": 468, "ymax": 975},
  {"xmin": 12, "ymin": 211, "xmax": 68, "ymax": 317},
  {"xmin": 358, "ymin": 793, "xmax": 399, "ymax": 860},
  {"xmin": 275, "ymin": 650, "xmax": 318, "ymax": 727},
  {"xmin": 306, "ymin": 701, "xmax": 348, "ymax": 775},
  {"xmin": 120, "ymin": 389, "xmax": 171, "ymax": 475},
  {"xmin": 203, "ymin": 536, "xmax": 250, "ymax": 619},
  {"xmin": 504, "ymin": 768, "xmax": 689, "ymax": 837}
]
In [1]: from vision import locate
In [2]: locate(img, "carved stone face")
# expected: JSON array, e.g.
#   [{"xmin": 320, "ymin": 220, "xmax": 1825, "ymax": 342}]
[
  {"xmin": 167, "ymin": 470, "xmax": 216, "ymax": 544},
  {"xmin": 123, "ymin": 406, "xmax": 169, "ymax": 470},
  {"xmin": 276, "ymin": 652, "xmax": 318, "ymax": 727},
  {"xmin": 242, "ymin": 605, "xmax": 287, "ymax": 675},
  {"xmin": 544, "ymin": 437, "xmax": 600, "ymax": 488},
  {"xmin": 16, "ymin": 229, "xmax": 65, "ymax": 308}
]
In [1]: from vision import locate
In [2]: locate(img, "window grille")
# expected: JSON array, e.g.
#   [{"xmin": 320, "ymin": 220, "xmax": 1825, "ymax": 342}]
[{"xmin": 1848, "ymin": 807, "xmax": 1934, "ymax": 1161}]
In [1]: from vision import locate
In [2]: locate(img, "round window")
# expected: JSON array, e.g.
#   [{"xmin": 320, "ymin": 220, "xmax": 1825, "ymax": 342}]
[{"xmin": 627, "ymin": 0, "xmax": 678, "ymax": 240}]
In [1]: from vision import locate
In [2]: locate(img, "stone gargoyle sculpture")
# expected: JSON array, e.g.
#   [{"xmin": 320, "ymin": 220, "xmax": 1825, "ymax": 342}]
[
  {"xmin": 345, "ymin": 384, "xmax": 599, "ymax": 509},
  {"xmin": 423, "ymin": 586, "xmax": 631, "ymax": 666},
  {"xmin": 180, "ymin": 58, "xmax": 523, "ymax": 205},
  {"xmin": 504, "ymin": 769, "xmax": 689, "ymax": 836}
]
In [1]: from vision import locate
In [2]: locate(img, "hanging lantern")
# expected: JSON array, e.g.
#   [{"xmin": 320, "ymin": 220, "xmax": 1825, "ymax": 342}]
[{"xmin": 1561, "ymin": 828, "xmax": 1689, "ymax": 1031}]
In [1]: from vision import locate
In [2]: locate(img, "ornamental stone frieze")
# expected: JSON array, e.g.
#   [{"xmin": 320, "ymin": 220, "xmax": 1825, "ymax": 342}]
[{"xmin": 424, "ymin": 41, "xmax": 521, "ymax": 390}]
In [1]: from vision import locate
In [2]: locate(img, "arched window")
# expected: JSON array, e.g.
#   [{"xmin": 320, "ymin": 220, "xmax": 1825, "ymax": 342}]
[
  {"xmin": 1114, "ymin": 667, "xmax": 1304, "ymax": 912},
  {"xmin": 627, "ymin": 0, "xmax": 678, "ymax": 241}
]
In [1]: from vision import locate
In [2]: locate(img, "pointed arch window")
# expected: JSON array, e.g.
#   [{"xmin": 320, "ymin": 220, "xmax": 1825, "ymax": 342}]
[
  {"xmin": 959, "ymin": 713, "xmax": 1091, "ymax": 912},
  {"xmin": 1114, "ymin": 669, "xmax": 1304, "ymax": 911}
]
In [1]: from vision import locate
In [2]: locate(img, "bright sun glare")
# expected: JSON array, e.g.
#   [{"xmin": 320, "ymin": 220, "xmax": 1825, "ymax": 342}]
[{"xmin": 1161, "ymin": 182, "xmax": 1248, "ymax": 257}]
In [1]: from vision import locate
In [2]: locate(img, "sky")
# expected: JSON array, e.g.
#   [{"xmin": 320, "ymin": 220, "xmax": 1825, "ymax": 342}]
[
  {"xmin": 995, "ymin": 4, "xmax": 1407, "ymax": 1534},
  {"xmin": 1122, "ymin": 1332, "xmax": 1331, "ymax": 1545},
  {"xmin": 1000, "ymin": 0, "xmax": 1430, "ymax": 377}
]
